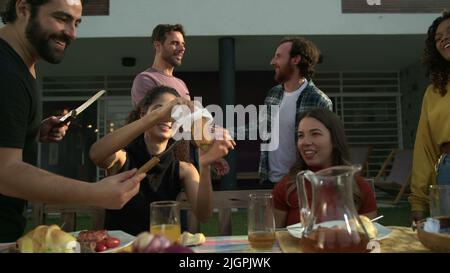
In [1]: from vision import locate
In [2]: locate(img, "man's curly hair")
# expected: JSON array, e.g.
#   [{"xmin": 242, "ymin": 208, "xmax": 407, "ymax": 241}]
[
  {"xmin": 279, "ymin": 37, "xmax": 321, "ymax": 80},
  {"xmin": 423, "ymin": 10, "xmax": 450, "ymax": 96}
]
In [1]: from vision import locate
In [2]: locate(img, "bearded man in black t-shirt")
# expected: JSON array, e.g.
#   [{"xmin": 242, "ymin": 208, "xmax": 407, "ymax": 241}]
[{"xmin": 0, "ymin": 0, "xmax": 150, "ymax": 242}]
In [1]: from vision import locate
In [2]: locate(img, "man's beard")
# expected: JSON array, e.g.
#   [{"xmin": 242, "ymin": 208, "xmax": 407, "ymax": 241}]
[
  {"xmin": 162, "ymin": 50, "xmax": 182, "ymax": 68},
  {"xmin": 25, "ymin": 16, "xmax": 71, "ymax": 64},
  {"xmin": 274, "ymin": 63, "xmax": 294, "ymax": 83}
]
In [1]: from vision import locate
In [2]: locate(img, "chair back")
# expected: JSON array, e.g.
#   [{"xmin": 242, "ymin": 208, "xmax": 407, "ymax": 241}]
[
  {"xmin": 349, "ymin": 145, "xmax": 373, "ymax": 176},
  {"xmin": 386, "ymin": 149, "xmax": 413, "ymax": 185},
  {"xmin": 374, "ymin": 149, "xmax": 413, "ymax": 204},
  {"xmin": 33, "ymin": 203, "xmax": 105, "ymax": 232}
]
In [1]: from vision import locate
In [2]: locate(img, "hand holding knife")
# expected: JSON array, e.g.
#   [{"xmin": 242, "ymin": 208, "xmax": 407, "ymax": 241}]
[{"xmin": 40, "ymin": 90, "xmax": 106, "ymax": 143}]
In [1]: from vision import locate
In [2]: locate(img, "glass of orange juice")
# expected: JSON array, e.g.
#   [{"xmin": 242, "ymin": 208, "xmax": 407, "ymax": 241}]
[
  {"xmin": 150, "ymin": 201, "xmax": 181, "ymax": 243},
  {"xmin": 247, "ymin": 193, "xmax": 276, "ymax": 250}
]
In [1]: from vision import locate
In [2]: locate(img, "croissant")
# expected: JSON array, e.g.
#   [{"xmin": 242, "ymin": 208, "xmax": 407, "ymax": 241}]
[{"xmin": 17, "ymin": 225, "xmax": 79, "ymax": 253}]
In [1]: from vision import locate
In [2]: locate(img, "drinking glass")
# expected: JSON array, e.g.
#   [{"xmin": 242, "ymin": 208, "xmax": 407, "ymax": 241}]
[
  {"xmin": 150, "ymin": 201, "xmax": 181, "ymax": 243},
  {"xmin": 247, "ymin": 193, "xmax": 276, "ymax": 250},
  {"xmin": 429, "ymin": 185, "xmax": 450, "ymax": 217}
]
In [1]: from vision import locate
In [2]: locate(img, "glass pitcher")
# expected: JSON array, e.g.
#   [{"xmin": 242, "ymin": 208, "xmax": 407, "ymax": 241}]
[{"xmin": 296, "ymin": 165, "xmax": 370, "ymax": 253}]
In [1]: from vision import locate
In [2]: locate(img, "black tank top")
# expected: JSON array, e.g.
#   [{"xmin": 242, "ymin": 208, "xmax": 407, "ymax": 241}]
[{"xmin": 104, "ymin": 135, "xmax": 181, "ymax": 235}]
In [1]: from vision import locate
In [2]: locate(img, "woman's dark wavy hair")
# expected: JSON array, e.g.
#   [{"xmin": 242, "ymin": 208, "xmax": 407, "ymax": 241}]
[
  {"xmin": 127, "ymin": 85, "xmax": 180, "ymax": 124},
  {"xmin": 283, "ymin": 108, "xmax": 363, "ymax": 210},
  {"xmin": 1, "ymin": 0, "xmax": 86, "ymax": 24},
  {"xmin": 279, "ymin": 37, "xmax": 321, "ymax": 80},
  {"xmin": 423, "ymin": 10, "xmax": 450, "ymax": 96}
]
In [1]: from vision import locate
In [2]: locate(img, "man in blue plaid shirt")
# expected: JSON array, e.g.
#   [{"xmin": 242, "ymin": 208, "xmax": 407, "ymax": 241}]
[{"xmin": 259, "ymin": 37, "xmax": 332, "ymax": 187}]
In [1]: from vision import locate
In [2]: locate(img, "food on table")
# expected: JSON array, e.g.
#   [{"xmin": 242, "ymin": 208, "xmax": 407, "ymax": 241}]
[
  {"xmin": 130, "ymin": 232, "xmax": 193, "ymax": 253},
  {"xmin": 76, "ymin": 230, "xmax": 121, "ymax": 252},
  {"xmin": 180, "ymin": 231, "xmax": 206, "ymax": 246},
  {"xmin": 359, "ymin": 215, "xmax": 378, "ymax": 239},
  {"xmin": 17, "ymin": 225, "xmax": 79, "ymax": 253}
]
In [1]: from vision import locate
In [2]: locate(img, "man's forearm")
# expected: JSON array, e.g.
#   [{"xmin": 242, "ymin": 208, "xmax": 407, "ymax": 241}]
[{"xmin": 0, "ymin": 161, "xmax": 94, "ymax": 205}]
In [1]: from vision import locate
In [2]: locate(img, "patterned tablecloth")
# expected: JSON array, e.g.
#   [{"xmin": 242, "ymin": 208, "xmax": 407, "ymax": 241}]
[
  {"xmin": 276, "ymin": 226, "xmax": 430, "ymax": 253},
  {"xmin": 191, "ymin": 235, "xmax": 281, "ymax": 253},
  {"xmin": 1, "ymin": 227, "xmax": 431, "ymax": 253},
  {"xmin": 191, "ymin": 226, "xmax": 432, "ymax": 253}
]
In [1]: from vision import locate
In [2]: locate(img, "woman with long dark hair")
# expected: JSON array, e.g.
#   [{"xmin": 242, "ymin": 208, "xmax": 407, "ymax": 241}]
[
  {"xmin": 410, "ymin": 11, "xmax": 450, "ymax": 222},
  {"xmin": 89, "ymin": 86, "xmax": 235, "ymax": 235},
  {"xmin": 272, "ymin": 108, "xmax": 377, "ymax": 227}
]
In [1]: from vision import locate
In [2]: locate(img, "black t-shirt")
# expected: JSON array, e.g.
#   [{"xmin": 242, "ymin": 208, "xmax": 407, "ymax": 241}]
[{"xmin": 0, "ymin": 38, "xmax": 41, "ymax": 242}]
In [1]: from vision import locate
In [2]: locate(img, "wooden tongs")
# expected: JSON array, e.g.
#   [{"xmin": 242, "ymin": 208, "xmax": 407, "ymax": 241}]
[{"xmin": 137, "ymin": 141, "xmax": 181, "ymax": 175}]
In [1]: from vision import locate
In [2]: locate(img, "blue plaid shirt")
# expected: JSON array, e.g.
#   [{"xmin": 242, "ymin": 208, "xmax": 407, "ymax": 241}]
[{"xmin": 258, "ymin": 80, "xmax": 333, "ymax": 182}]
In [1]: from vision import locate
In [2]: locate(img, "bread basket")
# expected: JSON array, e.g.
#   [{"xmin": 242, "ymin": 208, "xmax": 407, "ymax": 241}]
[{"xmin": 416, "ymin": 216, "xmax": 450, "ymax": 252}]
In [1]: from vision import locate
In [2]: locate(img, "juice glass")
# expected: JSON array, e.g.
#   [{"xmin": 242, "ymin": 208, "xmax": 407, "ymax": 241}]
[{"xmin": 150, "ymin": 201, "xmax": 181, "ymax": 243}]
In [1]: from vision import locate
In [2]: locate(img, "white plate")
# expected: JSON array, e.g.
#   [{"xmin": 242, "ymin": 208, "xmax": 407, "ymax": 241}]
[
  {"xmin": 72, "ymin": 230, "xmax": 135, "ymax": 253},
  {"xmin": 287, "ymin": 222, "xmax": 392, "ymax": 241}
]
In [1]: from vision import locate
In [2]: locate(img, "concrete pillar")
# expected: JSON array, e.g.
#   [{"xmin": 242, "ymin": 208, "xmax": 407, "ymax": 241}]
[{"xmin": 219, "ymin": 37, "xmax": 236, "ymax": 190}]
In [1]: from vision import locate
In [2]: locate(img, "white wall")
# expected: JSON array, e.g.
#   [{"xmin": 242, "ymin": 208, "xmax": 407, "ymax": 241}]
[{"xmin": 77, "ymin": 0, "xmax": 441, "ymax": 38}]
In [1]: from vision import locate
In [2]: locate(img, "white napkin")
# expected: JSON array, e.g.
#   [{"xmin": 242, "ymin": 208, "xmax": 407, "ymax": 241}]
[
  {"xmin": 423, "ymin": 217, "xmax": 440, "ymax": 233},
  {"xmin": 171, "ymin": 101, "xmax": 213, "ymax": 136}
]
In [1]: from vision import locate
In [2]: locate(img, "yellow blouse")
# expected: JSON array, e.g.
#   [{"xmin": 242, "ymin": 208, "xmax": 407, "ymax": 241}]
[{"xmin": 410, "ymin": 83, "xmax": 450, "ymax": 212}]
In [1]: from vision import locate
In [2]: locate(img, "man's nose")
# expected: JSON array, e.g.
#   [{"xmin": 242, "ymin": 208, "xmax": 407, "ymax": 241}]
[
  {"xmin": 64, "ymin": 23, "xmax": 77, "ymax": 41},
  {"xmin": 270, "ymin": 58, "xmax": 275, "ymax": 66}
]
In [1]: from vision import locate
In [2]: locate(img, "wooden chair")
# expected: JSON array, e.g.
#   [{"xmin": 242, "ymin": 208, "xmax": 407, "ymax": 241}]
[
  {"xmin": 177, "ymin": 189, "xmax": 272, "ymax": 236},
  {"xmin": 374, "ymin": 149, "xmax": 413, "ymax": 204},
  {"xmin": 349, "ymin": 145, "xmax": 373, "ymax": 177},
  {"xmin": 33, "ymin": 203, "xmax": 105, "ymax": 232}
]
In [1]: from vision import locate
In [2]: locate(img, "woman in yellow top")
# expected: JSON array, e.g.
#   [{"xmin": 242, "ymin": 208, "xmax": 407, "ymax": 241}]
[{"xmin": 410, "ymin": 11, "xmax": 450, "ymax": 222}]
